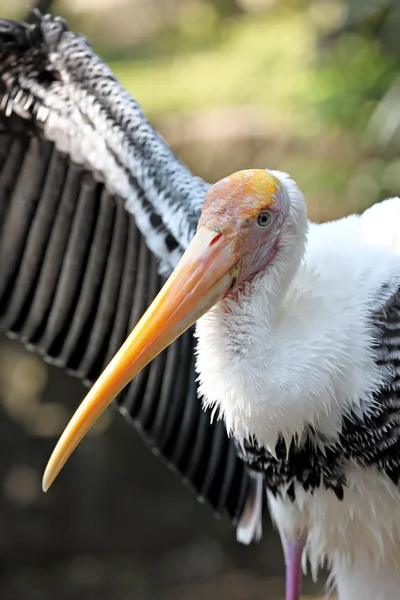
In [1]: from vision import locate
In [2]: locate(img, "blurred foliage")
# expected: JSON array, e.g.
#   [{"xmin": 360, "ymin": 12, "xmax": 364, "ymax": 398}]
[{"xmin": 315, "ymin": 0, "xmax": 400, "ymax": 133}]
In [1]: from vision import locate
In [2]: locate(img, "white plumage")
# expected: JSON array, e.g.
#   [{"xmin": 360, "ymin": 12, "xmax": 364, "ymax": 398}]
[{"xmin": 196, "ymin": 171, "xmax": 400, "ymax": 599}]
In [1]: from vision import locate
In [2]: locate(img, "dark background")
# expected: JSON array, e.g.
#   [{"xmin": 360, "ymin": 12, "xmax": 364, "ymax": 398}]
[{"xmin": 2, "ymin": 0, "xmax": 400, "ymax": 597}]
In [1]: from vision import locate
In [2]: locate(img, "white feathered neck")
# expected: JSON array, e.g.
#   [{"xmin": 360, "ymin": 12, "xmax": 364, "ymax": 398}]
[{"xmin": 195, "ymin": 171, "xmax": 400, "ymax": 453}]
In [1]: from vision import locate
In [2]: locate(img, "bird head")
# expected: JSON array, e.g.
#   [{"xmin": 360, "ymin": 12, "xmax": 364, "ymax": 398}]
[
  {"xmin": 199, "ymin": 169, "xmax": 289, "ymax": 287},
  {"xmin": 42, "ymin": 169, "xmax": 303, "ymax": 491}
]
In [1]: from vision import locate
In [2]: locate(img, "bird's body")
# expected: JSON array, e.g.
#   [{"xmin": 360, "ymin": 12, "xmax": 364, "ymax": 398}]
[
  {"xmin": 197, "ymin": 185, "xmax": 400, "ymax": 598},
  {"xmin": 198, "ymin": 191, "xmax": 400, "ymax": 455}
]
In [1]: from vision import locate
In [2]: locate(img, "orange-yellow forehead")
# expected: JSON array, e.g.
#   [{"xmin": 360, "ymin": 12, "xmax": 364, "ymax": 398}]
[
  {"xmin": 206, "ymin": 170, "xmax": 280, "ymax": 208},
  {"xmin": 201, "ymin": 169, "xmax": 282, "ymax": 230},
  {"xmin": 225, "ymin": 169, "xmax": 280, "ymax": 204}
]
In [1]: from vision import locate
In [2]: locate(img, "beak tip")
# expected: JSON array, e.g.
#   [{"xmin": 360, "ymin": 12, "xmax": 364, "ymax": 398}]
[{"xmin": 42, "ymin": 468, "xmax": 53, "ymax": 493}]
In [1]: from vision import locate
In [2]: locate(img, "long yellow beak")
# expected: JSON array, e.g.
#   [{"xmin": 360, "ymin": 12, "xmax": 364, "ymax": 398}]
[{"xmin": 42, "ymin": 226, "xmax": 239, "ymax": 491}]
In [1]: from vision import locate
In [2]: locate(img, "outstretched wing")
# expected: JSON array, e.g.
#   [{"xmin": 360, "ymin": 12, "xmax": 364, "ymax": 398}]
[{"xmin": 0, "ymin": 13, "xmax": 254, "ymax": 528}]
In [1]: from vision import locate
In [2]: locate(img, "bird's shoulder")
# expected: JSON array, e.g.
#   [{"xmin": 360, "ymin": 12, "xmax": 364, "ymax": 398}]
[
  {"xmin": 298, "ymin": 199, "xmax": 400, "ymax": 312},
  {"xmin": 306, "ymin": 197, "xmax": 400, "ymax": 261}
]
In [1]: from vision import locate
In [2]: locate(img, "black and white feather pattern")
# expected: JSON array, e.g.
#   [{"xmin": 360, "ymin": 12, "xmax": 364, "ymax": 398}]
[
  {"xmin": 0, "ymin": 13, "xmax": 255, "ymax": 527},
  {"xmin": 356, "ymin": 287, "xmax": 400, "ymax": 477},
  {"xmin": 235, "ymin": 286, "xmax": 400, "ymax": 508},
  {"xmin": 0, "ymin": 13, "xmax": 208, "ymax": 274}
]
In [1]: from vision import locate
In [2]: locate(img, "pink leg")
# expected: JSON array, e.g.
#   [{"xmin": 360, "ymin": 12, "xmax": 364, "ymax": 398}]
[{"xmin": 285, "ymin": 536, "xmax": 306, "ymax": 600}]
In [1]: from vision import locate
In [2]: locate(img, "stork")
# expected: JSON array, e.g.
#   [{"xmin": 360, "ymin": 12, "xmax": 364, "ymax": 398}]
[
  {"xmin": 44, "ymin": 168, "xmax": 400, "ymax": 600},
  {"xmin": 0, "ymin": 14, "xmax": 262, "ymax": 543}
]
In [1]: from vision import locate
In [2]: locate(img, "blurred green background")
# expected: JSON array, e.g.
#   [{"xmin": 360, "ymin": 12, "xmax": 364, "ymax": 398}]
[{"xmin": 1, "ymin": 0, "xmax": 399, "ymax": 598}]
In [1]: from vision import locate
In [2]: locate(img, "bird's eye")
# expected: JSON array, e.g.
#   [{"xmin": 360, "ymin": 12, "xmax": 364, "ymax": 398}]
[{"xmin": 257, "ymin": 211, "xmax": 271, "ymax": 228}]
